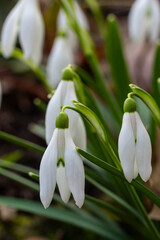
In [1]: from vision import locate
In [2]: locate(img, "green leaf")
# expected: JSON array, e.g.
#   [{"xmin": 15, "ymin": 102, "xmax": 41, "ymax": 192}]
[
  {"xmin": 0, "ymin": 197, "xmax": 129, "ymax": 239},
  {"xmin": 106, "ymin": 15, "xmax": 131, "ymax": 106},
  {"xmin": 77, "ymin": 148, "xmax": 160, "ymax": 209},
  {"xmin": 129, "ymin": 84, "xmax": 160, "ymax": 128},
  {"xmin": 1, "ymin": 150, "xmax": 23, "ymax": 163},
  {"xmin": 0, "ymin": 131, "xmax": 45, "ymax": 153},
  {"xmin": 71, "ymin": 100, "xmax": 107, "ymax": 141},
  {"xmin": 84, "ymin": 0, "xmax": 105, "ymax": 37},
  {"xmin": 152, "ymin": 42, "xmax": 160, "ymax": 107}
]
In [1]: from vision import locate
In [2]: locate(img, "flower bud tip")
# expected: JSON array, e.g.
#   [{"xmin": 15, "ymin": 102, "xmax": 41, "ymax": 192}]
[
  {"xmin": 124, "ymin": 98, "xmax": 136, "ymax": 113},
  {"xmin": 56, "ymin": 112, "xmax": 69, "ymax": 129},
  {"xmin": 62, "ymin": 65, "xmax": 74, "ymax": 81}
]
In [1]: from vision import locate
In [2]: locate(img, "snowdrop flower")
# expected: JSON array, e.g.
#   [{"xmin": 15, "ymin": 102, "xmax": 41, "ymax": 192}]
[
  {"xmin": 1, "ymin": 0, "xmax": 44, "ymax": 65},
  {"xmin": 45, "ymin": 66, "xmax": 86, "ymax": 151},
  {"xmin": 47, "ymin": 1, "xmax": 89, "ymax": 88},
  {"xmin": 128, "ymin": 0, "xmax": 160, "ymax": 43},
  {"xmin": 46, "ymin": 33, "xmax": 74, "ymax": 89},
  {"xmin": 57, "ymin": 1, "xmax": 89, "ymax": 31},
  {"xmin": 118, "ymin": 98, "xmax": 152, "ymax": 182},
  {"xmin": 40, "ymin": 112, "xmax": 85, "ymax": 208}
]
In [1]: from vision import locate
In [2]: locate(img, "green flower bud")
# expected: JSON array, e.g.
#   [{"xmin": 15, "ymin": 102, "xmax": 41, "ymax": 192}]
[
  {"xmin": 56, "ymin": 112, "xmax": 69, "ymax": 129},
  {"xmin": 62, "ymin": 65, "xmax": 74, "ymax": 81},
  {"xmin": 123, "ymin": 98, "xmax": 136, "ymax": 113}
]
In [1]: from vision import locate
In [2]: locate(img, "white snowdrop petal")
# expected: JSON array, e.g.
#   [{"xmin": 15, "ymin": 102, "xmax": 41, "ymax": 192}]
[
  {"xmin": 133, "ymin": 160, "xmax": 139, "ymax": 179},
  {"xmin": 56, "ymin": 165, "xmax": 71, "ymax": 203},
  {"xmin": 118, "ymin": 113, "xmax": 136, "ymax": 182},
  {"xmin": 135, "ymin": 112, "xmax": 152, "ymax": 182},
  {"xmin": 1, "ymin": 0, "xmax": 24, "ymax": 57},
  {"xmin": 149, "ymin": 0, "xmax": 160, "ymax": 42},
  {"xmin": 45, "ymin": 80, "xmax": 67, "ymax": 144},
  {"xmin": 128, "ymin": 0, "xmax": 150, "ymax": 43},
  {"xmin": 65, "ymin": 129, "xmax": 85, "ymax": 208},
  {"xmin": 63, "ymin": 81, "xmax": 86, "ymax": 147},
  {"xmin": 39, "ymin": 128, "xmax": 58, "ymax": 209},
  {"xmin": 19, "ymin": 0, "xmax": 44, "ymax": 64},
  {"xmin": 57, "ymin": 9, "xmax": 68, "ymax": 30},
  {"xmin": 46, "ymin": 37, "xmax": 74, "ymax": 89},
  {"xmin": 71, "ymin": 117, "xmax": 87, "ymax": 150}
]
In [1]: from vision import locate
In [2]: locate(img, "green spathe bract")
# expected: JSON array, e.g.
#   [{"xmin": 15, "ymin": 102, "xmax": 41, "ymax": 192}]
[
  {"xmin": 62, "ymin": 65, "xmax": 74, "ymax": 81},
  {"xmin": 56, "ymin": 112, "xmax": 69, "ymax": 129},
  {"xmin": 123, "ymin": 98, "xmax": 136, "ymax": 113}
]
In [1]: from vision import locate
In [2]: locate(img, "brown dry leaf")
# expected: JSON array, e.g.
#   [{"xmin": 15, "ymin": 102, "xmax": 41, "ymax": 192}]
[
  {"xmin": 149, "ymin": 205, "xmax": 160, "ymax": 220},
  {"xmin": 0, "ymin": 204, "xmax": 17, "ymax": 221}
]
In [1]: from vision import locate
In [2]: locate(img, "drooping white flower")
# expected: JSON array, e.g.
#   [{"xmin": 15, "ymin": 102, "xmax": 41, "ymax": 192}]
[
  {"xmin": 40, "ymin": 112, "xmax": 85, "ymax": 209},
  {"xmin": 46, "ymin": 1, "xmax": 89, "ymax": 88},
  {"xmin": 45, "ymin": 66, "xmax": 86, "ymax": 151},
  {"xmin": 1, "ymin": 0, "xmax": 44, "ymax": 65},
  {"xmin": 118, "ymin": 98, "xmax": 152, "ymax": 182},
  {"xmin": 46, "ymin": 35, "xmax": 74, "ymax": 89},
  {"xmin": 128, "ymin": 0, "xmax": 160, "ymax": 43}
]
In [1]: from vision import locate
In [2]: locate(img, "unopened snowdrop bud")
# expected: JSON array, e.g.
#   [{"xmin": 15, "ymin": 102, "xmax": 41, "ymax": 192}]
[
  {"xmin": 128, "ymin": 0, "xmax": 160, "ymax": 43},
  {"xmin": 40, "ymin": 112, "xmax": 85, "ymax": 209},
  {"xmin": 118, "ymin": 98, "xmax": 152, "ymax": 182},
  {"xmin": 46, "ymin": 34, "xmax": 74, "ymax": 88},
  {"xmin": 45, "ymin": 65, "xmax": 86, "ymax": 151},
  {"xmin": 1, "ymin": 0, "xmax": 44, "ymax": 64}
]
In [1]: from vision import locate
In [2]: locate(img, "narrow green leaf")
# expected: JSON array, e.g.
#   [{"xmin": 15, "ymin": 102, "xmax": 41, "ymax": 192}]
[
  {"xmin": 0, "ymin": 159, "xmax": 38, "ymax": 175},
  {"xmin": 77, "ymin": 148, "xmax": 160, "ymax": 209},
  {"xmin": 0, "ymin": 197, "xmax": 129, "ymax": 239},
  {"xmin": 64, "ymin": 101, "xmax": 107, "ymax": 141},
  {"xmin": 152, "ymin": 42, "xmax": 160, "ymax": 107},
  {"xmin": 106, "ymin": 15, "xmax": 131, "ymax": 106},
  {"xmin": 1, "ymin": 150, "xmax": 23, "ymax": 163},
  {"xmin": 0, "ymin": 131, "xmax": 45, "ymax": 153},
  {"xmin": 84, "ymin": 0, "xmax": 105, "ymax": 37}
]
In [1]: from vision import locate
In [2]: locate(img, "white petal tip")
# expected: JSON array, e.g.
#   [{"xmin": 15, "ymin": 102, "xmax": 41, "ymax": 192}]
[
  {"xmin": 124, "ymin": 173, "xmax": 133, "ymax": 183},
  {"xmin": 40, "ymin": 195, "xmax": 52, "ymax": 209},
  {"xmin": 141, "ymin": 167, "xmax": 152, "ymax": 182},
  {"xmin": 75, "ymin": 198, "xmax": 84, "ymax": 208}
]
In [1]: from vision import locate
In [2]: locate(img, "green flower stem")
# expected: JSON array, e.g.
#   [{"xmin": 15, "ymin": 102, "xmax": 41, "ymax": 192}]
[
  {"xmin": 0, "ymin": 46, "xmax": 52, "ymax": 93},
  {"xmin": 84, "ymin": 0, "xmax": 105, "ymax": 38},
  {"xmin": 60, "ymin": 0, "xmax": 122, "ymax": 125},
  {"xmin": 0, "ymin": 131, "xmax": 45, "ymax": 154}
]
